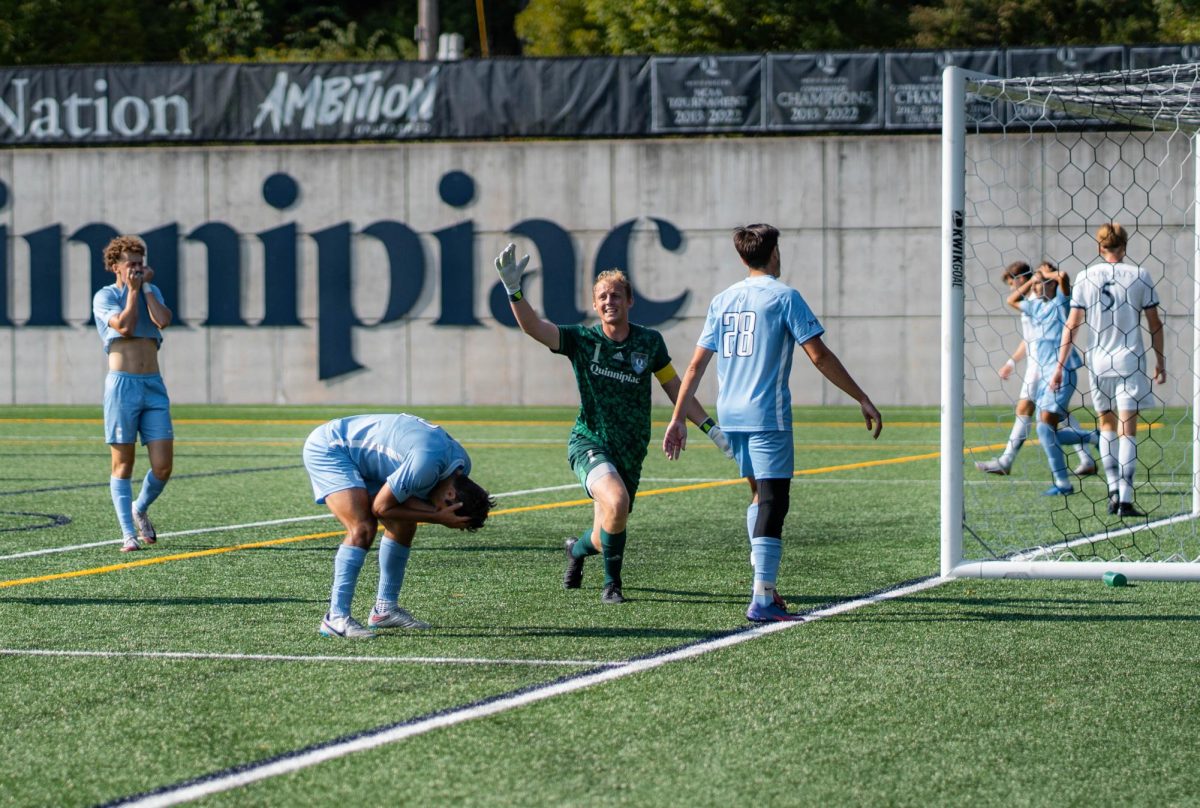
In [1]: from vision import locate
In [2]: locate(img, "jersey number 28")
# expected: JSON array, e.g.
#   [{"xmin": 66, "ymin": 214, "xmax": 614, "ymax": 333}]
[{"xmin": 722, "ymin": 311, "xmax": 756, "ymax": 357}]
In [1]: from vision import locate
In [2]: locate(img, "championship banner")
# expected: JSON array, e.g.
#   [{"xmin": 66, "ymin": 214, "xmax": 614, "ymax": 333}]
[
  {"xmin": 649, "ymin": 55, "xmax": 763, "ymax": 133},
  {"xmin": 1006, "ymin": 46, "xmax": 1126, "ymax": 126},
  {"xmin": 1129, "ymin": 45, "xmax": 1200, "ymax": 70},
  {"xmin": 884, "ymin": 50, "xmax": 1003, "ymax": 130},
  {"xmin": 766, "ymin": 53, "xmax": 881, "ymax": 130}
]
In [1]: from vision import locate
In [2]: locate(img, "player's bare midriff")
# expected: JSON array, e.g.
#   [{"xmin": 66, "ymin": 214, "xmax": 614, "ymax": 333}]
[{"xmin": 108, "ymin": 338, "xmax": 160, "ymax": 374}]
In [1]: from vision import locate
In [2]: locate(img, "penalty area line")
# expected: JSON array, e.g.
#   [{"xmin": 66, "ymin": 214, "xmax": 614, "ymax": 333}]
[{"xmin": 100, "ymin": 573, "xmax": 947, "ymax": 808}]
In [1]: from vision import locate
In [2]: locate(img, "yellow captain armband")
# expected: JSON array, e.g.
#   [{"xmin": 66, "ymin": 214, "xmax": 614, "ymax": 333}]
[{"xmin": 654, "ymin": 363, "xmax": 678, "ymax": 384}]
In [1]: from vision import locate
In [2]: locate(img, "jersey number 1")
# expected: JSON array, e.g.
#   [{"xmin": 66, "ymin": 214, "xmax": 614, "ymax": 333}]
[{"xmin": 722, "ymin": 311, "xmax": 756, "ymax": 357}]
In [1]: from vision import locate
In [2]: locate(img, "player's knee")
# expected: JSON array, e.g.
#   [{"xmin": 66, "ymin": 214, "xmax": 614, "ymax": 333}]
[
  {"xmin": 152, "ymin": 462, "xmax": 173, "ymax": 481},
  {"xmin": 754, "ymin": 478, "xmax": 791, "ymax": 537},
  {"xmin": 345, "ymin": 521, "xmax": 377, "ymax": 548}
]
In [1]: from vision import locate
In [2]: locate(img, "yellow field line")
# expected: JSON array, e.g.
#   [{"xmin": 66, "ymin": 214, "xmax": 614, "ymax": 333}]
[{"xmin": 0, "ymin": 417, "xmax": 1024, "ymax": 429}]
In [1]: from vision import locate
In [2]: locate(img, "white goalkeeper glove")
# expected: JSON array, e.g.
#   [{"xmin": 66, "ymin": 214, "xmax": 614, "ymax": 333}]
[
  {"xmin": 700, "ymin": 418, "xmax": 734, "ymax": 459},
  {"xmin": 495, "ymin": 242, "xmax": 530, "ymax": 299}
]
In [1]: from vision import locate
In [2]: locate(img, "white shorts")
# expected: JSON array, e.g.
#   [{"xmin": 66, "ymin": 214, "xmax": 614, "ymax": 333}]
[
  {"xmin": 1017, "ymin": 363, "xmax": 1040, "ymax": 402},
  {"xmin": 1090, "ymin": 372, "xmax": 1152, "ymax": 413}
]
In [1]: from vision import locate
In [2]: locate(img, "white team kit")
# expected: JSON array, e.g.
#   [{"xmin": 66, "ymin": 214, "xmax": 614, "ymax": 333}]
[{"xmin": 1071, "ymin": 260, "xmax": 1160, "ymax": 411}]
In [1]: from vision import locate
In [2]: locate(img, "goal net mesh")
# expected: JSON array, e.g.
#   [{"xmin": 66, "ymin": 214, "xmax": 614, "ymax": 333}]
[{"xmin": 959, "ymin": 63, "xmax": 1200, "ymax": 566}]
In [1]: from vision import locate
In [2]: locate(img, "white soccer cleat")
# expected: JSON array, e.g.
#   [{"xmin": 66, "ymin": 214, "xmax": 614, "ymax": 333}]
[
  {"xmin": 974, "ymin": 459, "xmax": 1011, "ymax": 475},
  {"xmin": 133, "ymin": 510, "xmax": 157, "ymax": 545},
  {"xmin": 368, "ymin": 605, "xmax": 431, "ymax": 630},
  {"xmin": 120, "ymin": 536, "xmax": 143, "ymax": 553},
  {"xmin": 1073, "ymin": 459, "xmax": 1098, "ymax": 476},
  {"xmin": 319, "ymin": 613, "xmax": 375, "ymax": 639}
]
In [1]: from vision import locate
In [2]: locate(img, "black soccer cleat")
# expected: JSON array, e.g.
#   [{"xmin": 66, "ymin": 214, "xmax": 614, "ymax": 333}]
[
  {"xmin": 600, "ymin": 583, "xmax": 625, "ymax": 604},
  {"xmin": 1107, "ymin": 491, "xmax": 1119, "ymax": 515},
  {"xmin": 563, "ymin": 538, "xmax": 584, "ymax": 589},
  {"xmin": 1116, "ymin": 502, "xmax": 1145, "ymax": 518}
]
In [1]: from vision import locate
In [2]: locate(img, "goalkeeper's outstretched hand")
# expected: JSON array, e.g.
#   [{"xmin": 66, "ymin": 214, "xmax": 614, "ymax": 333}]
[
  {"xmin": 707, "ymin": 424, "xmax": 734, "ymax": 459},
  {"xmin": 495, "ymin": 242, "xmax": 530, "ymax": 296}
]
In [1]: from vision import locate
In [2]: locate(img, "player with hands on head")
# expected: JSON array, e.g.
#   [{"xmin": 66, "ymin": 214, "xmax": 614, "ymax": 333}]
[
  {"xmin": 496, "ymin": 242, "xmax": 731, "ymax": 605},
  {"xmin": 1005, "ymin": 262, "xmax": 1099, "ymax": 496},
  {"xmin": 92, "ymin": 235, "xmax": 175, "ymax": 553},
  {"xmin": 303, "ymin": 413, "xmax": 495, "ymax": 639},
  {"xmin": 664, "ymin": 224, "xmax": 882, "ymax": 623},
  {"xmin": 1052, "ymin": 223, "xmax": 1165, "ymax": 517}
]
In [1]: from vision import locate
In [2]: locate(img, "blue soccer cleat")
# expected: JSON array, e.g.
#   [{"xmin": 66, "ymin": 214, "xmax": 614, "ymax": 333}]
[
  {"xmin": 746, "ymin": 602, "xmax": 805, "ymax": 623},
  {"xmin": 1042, "ymin": 483, "xmax": 1074, "ymax": 496}
]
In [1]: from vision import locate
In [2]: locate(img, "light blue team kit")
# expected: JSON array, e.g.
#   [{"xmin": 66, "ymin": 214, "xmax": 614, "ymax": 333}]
[
  {"xmin": 698, "ymin": 275, "xmax": 825, "ymax": 479},
  {"xmin": 1021, "ymin": 291, "xmax": 1083, "ymax": 415},
  {"xmin": 303, "ymin": 414, "xmax": 471, "ymax": 504},
  {"xmin": 93, "ymin": 282, "xmax": 174, "ymax": 445}
]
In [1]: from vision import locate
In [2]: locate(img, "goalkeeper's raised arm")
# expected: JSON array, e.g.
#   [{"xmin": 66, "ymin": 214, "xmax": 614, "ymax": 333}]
[{"xmin": 495, "ymin": 242, "xmax": 559, "ymax": 350}]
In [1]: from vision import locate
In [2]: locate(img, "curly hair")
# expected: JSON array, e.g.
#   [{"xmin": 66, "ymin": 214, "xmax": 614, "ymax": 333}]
[
  {"xmin": 453, "ymin": 475, "xmax": 495, "ymax": 532},
  {"xmin": 103, "ymin": 235, "xmax": 147, "ymax": 272},
  {"xmin": 1002, "ymin": 260, "xmax": 1032, "ymax": 283}
]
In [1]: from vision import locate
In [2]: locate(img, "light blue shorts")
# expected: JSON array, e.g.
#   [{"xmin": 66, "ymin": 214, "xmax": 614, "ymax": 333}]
[
  {"xmin": 727, "ymin": 431, "xmax": 794, "ymax": 480},
  {"xmin": 302, "ymin": 424, "xmax": 382, "ymax": 504},
  {"xmin": 1034, "ymin": 367, "xmax": 1076, "ymax": 416},
  {"xmin": 103, "ymin": 371, "xmax": 173, "ymax": 446}
]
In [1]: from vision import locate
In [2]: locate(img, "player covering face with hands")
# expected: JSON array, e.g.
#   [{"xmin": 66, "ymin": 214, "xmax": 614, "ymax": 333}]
[{"xmin": 496, "ymin": 242, "xmax": 733, "ymax": 605}]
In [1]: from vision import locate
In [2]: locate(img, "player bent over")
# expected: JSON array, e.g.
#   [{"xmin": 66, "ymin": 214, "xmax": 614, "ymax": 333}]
[
  {"xmin": 303, "ymin": 414, "xmax": 494, "ymax": 639},
  {"xmin": 1007, "ymin": 263, "xmax": 1098, "ymax": 495},
  {"xmin": 664, "ymin": 224, "xmax": 882, "ymax": 623},
  {"xmin": 92, "ymin": 235, "xmax": 174, "ymax": 553},
  {"xmin": 495, "ymin": 244, "xmax": 732, "ymax": 605}
]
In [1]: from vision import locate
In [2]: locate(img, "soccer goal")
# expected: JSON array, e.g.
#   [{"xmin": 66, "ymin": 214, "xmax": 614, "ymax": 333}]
[{"xmin": 941, "ymin": 63, "xmax": 1200, "ymax": 581}]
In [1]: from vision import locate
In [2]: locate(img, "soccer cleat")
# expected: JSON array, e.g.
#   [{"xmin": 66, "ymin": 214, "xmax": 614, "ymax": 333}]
[
  {"xmin": 974, "ymin": 459, "xmax": 1011, "ymax": 475},
  {"xmin": 1073, "ymin": 459, "xmax": 1098, "ymax": 477},
  {"xmin": 318, "ymin": 613, "xmax": 375, "ymax": 639},
  {"xmin": 600, "ymin": 583, "xmax": 625, "ymax": 604},
  {"xmin": 368, "ymin": 605, "xmax": 431, "ymax": 629},
  {"xmin": 1107, "ymin": 491, "xmax": 1120, "ymax": 515},
  {"xmin": 563, "ymin": 538, "xmax": 585, "ymax": 589},
  {"xmin": 133, "ymin": 510, "xmax": 157, "ymax": 545},
  {"xmin": 1116, "ymin": 502, "xmax": 1146, "ymax": 518},
  {"xmin": 1042, "ymin": 483, "xmax": 1074, "ymax": 496},
  {"xmin": 772, "ymin": 590, "xmax": 789, "ymax": 610},
  {"xmin": 746, "ymin": 602, "xmax": 805, "ymax": 623},
  {"xmin": 120, "ymin": 536, "xmax": 143, "ymax": 553}
]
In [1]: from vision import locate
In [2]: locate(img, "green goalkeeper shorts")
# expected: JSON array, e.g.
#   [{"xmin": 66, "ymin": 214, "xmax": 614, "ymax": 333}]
[{"xmin": 567, "ymin": 433, "xmax": 640, "ymax": 510}]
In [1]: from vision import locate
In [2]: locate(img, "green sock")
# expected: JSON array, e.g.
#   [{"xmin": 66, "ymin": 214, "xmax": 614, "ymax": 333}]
[
  {"xmin": 572, "ymin": 529, "xmax": 599, "ymax": 559},
  {"xmin": 601, "ymin": 528, "xmax": 627, "ymax": 588}
]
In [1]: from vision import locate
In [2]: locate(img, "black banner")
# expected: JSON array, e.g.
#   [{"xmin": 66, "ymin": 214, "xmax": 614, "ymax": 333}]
[
  {"xmin": 0, "ymin": 46, "xmax": 1195, "ymax": 145},
  {"xmin": 885, "ymin": 50, "xmax": 1003, "ymax": 129},
  {"xmin": 1006, "ymin": 46, "xmax": 1126, "ymax": 125},
  {"xmin": 649, "ymin": 55, "xmax": 762, "ymax": 133},
  {"xmin": 767, "ymin": 53, "xmax": 880, "ymax": 130}
]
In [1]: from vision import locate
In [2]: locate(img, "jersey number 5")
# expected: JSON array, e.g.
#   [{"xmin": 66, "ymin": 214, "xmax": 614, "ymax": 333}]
[{"xmin": 722, "ymin": 311, "xmax": 756, "ymax": 357}]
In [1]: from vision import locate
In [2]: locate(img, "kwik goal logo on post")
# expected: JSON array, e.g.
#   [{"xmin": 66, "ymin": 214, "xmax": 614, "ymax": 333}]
[{"xmin": 0, "ymin": 170, "xmax": 690, "ymax": 382}]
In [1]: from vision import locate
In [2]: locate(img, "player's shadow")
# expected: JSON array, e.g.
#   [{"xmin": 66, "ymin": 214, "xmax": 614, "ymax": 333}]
[
  {"xmin": 0, "ymin": 595, "xmax": 321, "ymax": 607},
  {"xmin": 439, "ymin": 625, "xmax": 717, "ymax": 640},
  {"xmin": 624, "ymin": 586, "xmax": 746, "ymax": 605}
]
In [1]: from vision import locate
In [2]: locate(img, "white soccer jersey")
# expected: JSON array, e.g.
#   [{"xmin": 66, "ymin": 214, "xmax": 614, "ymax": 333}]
[{"xmin": 1071, "ymin": 260, "xmax": 1159, "ymax": 378}]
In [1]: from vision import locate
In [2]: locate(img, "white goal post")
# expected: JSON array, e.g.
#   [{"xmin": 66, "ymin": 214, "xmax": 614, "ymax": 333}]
[{"xmin": 941, "ymin": 63, "xmax": 1200, "ymax": 581}]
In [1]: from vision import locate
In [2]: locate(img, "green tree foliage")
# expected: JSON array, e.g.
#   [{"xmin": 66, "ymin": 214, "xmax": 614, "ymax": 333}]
[{"xmin": 907, "ymin": 0, "xmax": 1161, "ymax": 47}]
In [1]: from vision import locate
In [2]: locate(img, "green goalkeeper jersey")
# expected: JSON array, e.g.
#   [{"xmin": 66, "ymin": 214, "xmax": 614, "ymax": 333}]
[{"xmin": 554, "ymin": 323, "xmax": 672, "ymax": 475}]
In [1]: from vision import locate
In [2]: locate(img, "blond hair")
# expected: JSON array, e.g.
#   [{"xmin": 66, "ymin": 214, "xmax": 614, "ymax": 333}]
[
  {"xmin": 103, "ymin": 235, "xmax": 147, "ymax": 272},
  {"xmin": 1096, "ymin": 223, "xmax": 1128, "ymax": 253},
  {"xmin": 593, "ymin": 268, "xmax": 632, "ymax": 298}
]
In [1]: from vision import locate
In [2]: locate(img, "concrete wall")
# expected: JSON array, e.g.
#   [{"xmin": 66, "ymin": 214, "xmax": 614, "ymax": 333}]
[{"xmin": 0, "ymin": 134, "xmax": 1191, "ymax": 408}]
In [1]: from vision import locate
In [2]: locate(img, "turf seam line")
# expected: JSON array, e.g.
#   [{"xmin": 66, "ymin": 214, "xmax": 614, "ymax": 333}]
[
  {"xmin": 0, "ymin": 648, "xmax": 619, "ymax": 667},
  {"xmin": 96, "ymin": 574, "xmax": 946, "ymax": 808},
  {"xmin": 0, "ymin": 465, "xmax": 298, "ymax": 498}
]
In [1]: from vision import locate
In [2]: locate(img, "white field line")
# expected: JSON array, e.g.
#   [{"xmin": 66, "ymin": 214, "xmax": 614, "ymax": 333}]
[
  {"xmin": 1011, "ymin": 510, "xmax": 1199, "ymax": 562},
  {"xmin": 107, "ymin": 574, "xmax": 947, "ymax": 808},
  {"xmin": 0, "ymin": 648, "xmax": 617, "ymax": 668},
  {"xmin": 0, "ymin": 484, "xmax": 583, "ymax": 561}
]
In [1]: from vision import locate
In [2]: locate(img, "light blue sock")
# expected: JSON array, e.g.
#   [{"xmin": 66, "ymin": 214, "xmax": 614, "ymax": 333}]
[
  {"xmin": 109, "ymin": 476, "xmax": 136, "ymax": 539},
  {"xmin": 133, "ymin": 470, "xmax": 166, "ymax": 514},
  {"xmin": 1055, "ymin": 426, "xmax": 1095, "ymax": 446},
  {"xmin": 375, "ymin": 538, "xmax": 411, "ymax": 609},
  {"xmin": 746, "ymin": 503, "xmax": 760, "ymax": 595},
  {"xmin": 329, "ymin": 544, "xmax": 367, "ymax": 618},
  {"xmin": 1036, "ymin": 422, "xmax": 1070, "ymax": 488},
  {"xmin": 749, "ymin": 536, "xmax": 782, "ymax": 608}
]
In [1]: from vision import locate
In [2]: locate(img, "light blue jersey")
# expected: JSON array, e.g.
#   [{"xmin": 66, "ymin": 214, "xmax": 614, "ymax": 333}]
[
  {"xmin": 302, "ymin": 414, "xmax": 470, "ymax": 504},
  {"xmin": 1019, "ymin": 291, "xmax": 1082, "ymax": 376},
  {"xmin": 698, "ymin": 275, "xmax": 824, "ymax": 432},
  {"xmin": 93, "ymin": 283, "xmax": 166, "ymax": 353}
]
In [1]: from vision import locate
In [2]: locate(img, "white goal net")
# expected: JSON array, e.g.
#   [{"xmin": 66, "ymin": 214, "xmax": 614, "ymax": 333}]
[{"xmin": 941, "ymin": 63, "xmax": 1200, "ymax": 580}]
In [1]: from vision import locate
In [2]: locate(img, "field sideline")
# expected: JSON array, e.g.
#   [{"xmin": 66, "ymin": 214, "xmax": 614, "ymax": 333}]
[{"xmin": 1, "ymin": 405, "xmax": 1199, "ymax": 807}]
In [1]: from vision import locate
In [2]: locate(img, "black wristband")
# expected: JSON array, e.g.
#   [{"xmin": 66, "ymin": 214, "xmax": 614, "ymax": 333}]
[
  {"xmin": 699, "ymin": 417, "xmax": 716, "ymax": 434},
  {"xmin": 509, "ymin": 289, "xmax": 523, "ymax": 303}
]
